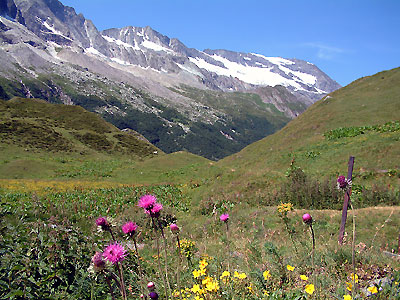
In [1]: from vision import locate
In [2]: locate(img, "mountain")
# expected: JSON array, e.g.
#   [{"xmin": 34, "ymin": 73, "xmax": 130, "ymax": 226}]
[{"xmin": 0, "ymin": 0, "xmax": 341, "ymax": 159}]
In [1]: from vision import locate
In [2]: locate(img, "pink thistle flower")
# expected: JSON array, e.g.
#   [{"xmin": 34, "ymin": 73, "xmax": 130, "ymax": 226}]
[
  {"xmin": 145, "ymin": 202, "xmax": 163, "ymax": 217},
  {"xmin": 337, "ymin": 175, "xmax": 352, "ymax": 190},
  {"xmin": 122, "ymin": 221, "xmax": 138, "ymax": 236},
  {"xmin": 147, "ymin": 281, "xmax": 155, "ymax": 291},
  {"xmin": 170, "ymin": 223, "xmax": 179, "ymax": 233},
  {"xmin": 103, "ymin": 242, "xmax": 127, "ymax": 264},
  {"xmin": 138, "ymin": 194, "xmax": 157, "ymax": 210},
  {"xmin": 302, "ymin": 213, "xmax": 312, "ymax": 225},
  {"xmin": 95, "ymin": 217, "xmax": 110, "ymax": 230},
  {"xmin": 96, "ymin": 217, "xmax": 108, "ymax": 226},
  {"xmin": 91, "ymin": 251, "xmax": 106, "ymax": 272},
  {"xmin": 220, "ymin": 213, "xmax": 229, "ymax": 222}
]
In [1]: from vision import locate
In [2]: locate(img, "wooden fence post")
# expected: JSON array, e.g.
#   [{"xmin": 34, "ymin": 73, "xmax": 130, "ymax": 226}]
[{"xmin": 338, "ymin": 156, "xmax": 355, "ymax": 245}]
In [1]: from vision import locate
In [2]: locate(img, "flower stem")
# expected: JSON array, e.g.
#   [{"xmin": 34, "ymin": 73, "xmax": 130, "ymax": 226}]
[
  {"xmin": 351, "ymin": 203, "xmax": 356, "ymax": 300},
  {"xmin": 152, "ymin": 217, "xmax": 169, "ymax": 299},
  {"xmin": 159, "ymin": 223, "xmax": 172, "ymax": 296},
  {"xmin": 176, "ymin": 234, "xmax": 183, "ymax": 300},
  {"xmin": 105, "ymin": 275, "xmax": 117, "ymax": 300},
  {"xmin": 225, "ymin": 221, "xmax": 231, "ymax": 273},
  {"xmin": 134, "ymin": 236, "xmax": 146, "ymax": 297},
  {"xmin": 116, "ymin": 262, "xmax": 127, "ymax": 300},
  {"xmin": 310, "ymin": 223, "xmax": 316, "ymax": 293}
]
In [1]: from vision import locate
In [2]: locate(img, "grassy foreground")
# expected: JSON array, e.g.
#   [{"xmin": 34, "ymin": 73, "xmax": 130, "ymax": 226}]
[{"xmin": 1, "ymin": 181, "xmax": 399, "ymax": 299}]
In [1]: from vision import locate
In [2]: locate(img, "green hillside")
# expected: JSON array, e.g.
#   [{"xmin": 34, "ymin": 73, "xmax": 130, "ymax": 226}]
[{"xmin": 200, "ymin": 67, "xmax": 400, "ymax": 207}]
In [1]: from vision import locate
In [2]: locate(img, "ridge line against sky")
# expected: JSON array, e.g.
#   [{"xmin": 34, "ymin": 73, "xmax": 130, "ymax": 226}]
[{"xmin": 60, "ymin": 0, "xmax": 400, "ymax": 87}]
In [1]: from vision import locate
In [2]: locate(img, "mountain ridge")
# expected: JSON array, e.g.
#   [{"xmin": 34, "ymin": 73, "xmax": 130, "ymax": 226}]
[{"xmin": 0, "ymin": 0, "xmax": 341, "ymax": 159}]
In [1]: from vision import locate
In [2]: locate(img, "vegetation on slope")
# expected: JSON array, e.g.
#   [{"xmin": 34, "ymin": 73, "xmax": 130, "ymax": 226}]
[{"xmin": 194, "ymin": 68, "xmax": 400, "ymax": 208}]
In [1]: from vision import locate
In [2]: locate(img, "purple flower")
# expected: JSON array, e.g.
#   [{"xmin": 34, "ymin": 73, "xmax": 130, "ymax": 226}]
[
  {"xmin": 302, "ymin": 213, "xmax": 312, "ymax": 225},
  {"xmin": 91, "ymin": 251, "xmax": 106, "ymax": 272},
  {"xmin": 337, "ymin": 175, "xmax": 347, "ymax": 188},
  {"xmin": 145, "ymin": 202, "xmax": 163, "ymax": 218},
  {"xmin": 337, "ymin": 175, "xmax": 352, "ymax": 191},
  {"xmin": 103, "ymin": 242, "xmax": 127, "ymax": 264},
  {"xmin": 138, "ymin": 194, "xmax": 157, "ymax": 210},
  {"xmin": 220, "ymin": 213, "xmax": 229, "ymax": 222},
  {"xmin": 170, "ymin": 223, "xmax": 179, "ymax": 233},
  {"xmin": 96, "ymin": 217, "xmax": 110, "ymax": 230},
  {"xmin": 149, "ymin": 292, "xmax": 159, "ymax": 300},
  {"xmin": 122, "ymin": 221, "xmax": 138, "ymax": 236}
]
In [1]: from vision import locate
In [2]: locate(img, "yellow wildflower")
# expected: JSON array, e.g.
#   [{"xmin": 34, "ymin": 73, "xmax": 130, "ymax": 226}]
[
  {"xmin": 346, "ymin": 282, "xmax": 352, "ymax": 291},
  {"xmin": 221, "ymin": 271, "xmax": 230, "ymax": 277},
  {"xmin": 199, "ymin": 259, "xmax": 208, "ymax": 269},
  {"xmin": 350, "ymin": 273, "xmax": 359, "ymax": 283},
  {"xmin": 199, "ymin": 268, "xmax": 207, "ymax": 276},
  {"xmin": 263, "ymin": 270, "xmax": 271, "ymax": 280},
  {"xmin": 343, "ymin": 295, "xmax": 352, "ymax": 300},
  {"xmin": 277, "ymin": 202, "xmax": 293, "ymax": 214},
  {"xmin": 204, "ymin": 278, "xmax": 219, "ymax": 292},
  {"xmin": 305, "ymin": 284, "xmax": 315, "ymax": 295},
  {"xmin": 300, "ymin": 274, "xmax": 308, "ymax": 281},
  {"xmin": 202, "ymin": 276, "xmax": 212, "ymax": 285},
  {"xmin": 264, "ymin": 290, "xmax": 269, "ymax": 296},
  {"xmin": 191, "ymin": 284, "xmax": 201, "ymax": 293},
  {"xmin": 287, "ymin": 265, "xmax": 295, "ymax": 271},
  {"xmin": 220, "ymin": 271, "xmax": 230, "ymax": 281},
  {"xmin": 367, "ymin": 286, "xmax": 378, "ymax": 294},
  {"xmin": 233, "ymin": 271, "xmax": 247, "ymax": 279},
  {"xmin": 194, "ymin": 296, "xmax": 204, "ymax": 300},
  {"xmin": 193, "ymin": 269, "xmax": 201, "ymax": 278}
]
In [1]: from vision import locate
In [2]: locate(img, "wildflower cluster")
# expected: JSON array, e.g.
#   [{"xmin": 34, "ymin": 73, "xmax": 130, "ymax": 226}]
[
  {"xmin": 178, "ymin": 238, "xmax": 196, "ymax": 259},
  {"xmin": 277, "ymin": 202, "xmax": 294, "ymax": 215}
]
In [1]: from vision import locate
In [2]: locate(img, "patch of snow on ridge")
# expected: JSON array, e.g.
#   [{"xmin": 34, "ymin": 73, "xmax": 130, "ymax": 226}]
[
  {"xmin": 110, "ymin": 57, "xmax": 132, "ymax": 65},
  {"xmin": 43, "ymin": 21, "xmax": 73, "ymax": 41},
  {"xmin": 85, "ymin": 47, "xmax": 107, "ymax": 58},
  {"xmin": 141, "ymin": 40, "xmax": 174, "ymax": 54},
  {"xmin": 190, "ymin": 54, "xmax": 302, "ymax": 88},
  {"xmin": 251, "ymin": 53, "xmax": 294, "ymax": 65},
  {"xmin": 279, "ymin": 65, "xmax": 317, "ymax": 86},
  {"xmin": 102, "ymin": 35, "xmax": 140, "ymax": 50}
]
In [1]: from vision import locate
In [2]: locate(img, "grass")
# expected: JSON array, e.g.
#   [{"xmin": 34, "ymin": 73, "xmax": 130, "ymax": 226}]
[{"xmin": 1, "ymin": 183, "xmax": 399, "ymax": 299}]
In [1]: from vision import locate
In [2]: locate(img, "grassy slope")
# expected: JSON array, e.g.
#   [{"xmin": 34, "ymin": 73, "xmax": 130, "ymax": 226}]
[
  {"xmin": 0, "ymin": 97, "xmax": 214, "ymax": 182},
  {"xmin": 205, "ymin": 68, "xmax": 400, "ymax": 199}
]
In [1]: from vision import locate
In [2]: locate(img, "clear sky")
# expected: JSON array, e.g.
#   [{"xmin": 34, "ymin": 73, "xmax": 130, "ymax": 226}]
[{"xmin": 60, "ymin": 0, "xmax": 399, "ymax": 87}]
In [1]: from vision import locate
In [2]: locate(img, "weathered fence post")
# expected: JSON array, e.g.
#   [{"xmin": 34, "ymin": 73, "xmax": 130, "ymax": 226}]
[{"xmin": 338, "ymin": 156, "xmax": 355, "ymax": 245}]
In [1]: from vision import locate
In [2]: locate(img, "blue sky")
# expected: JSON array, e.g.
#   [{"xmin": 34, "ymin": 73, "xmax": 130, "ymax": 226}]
[{"xmin": 60, "ymin": 0, "xmax": 399, "ymax": 87}]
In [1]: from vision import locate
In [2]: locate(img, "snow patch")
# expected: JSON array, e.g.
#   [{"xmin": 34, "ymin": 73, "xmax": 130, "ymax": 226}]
[
  {"xmin": 220, "ymin": 131, "xmax": 234, "ymax": 140},
  {"xmin": 190, "ymin": 54, "xmax": 299, "ymax": 87},
  {"xmin": 42, "ymin": 21, "xmax": 73, "ymax": 41},
  {"xmin": 141, "ymin": 40, "xmax": 174, "ymax": 53},
  {"xmin": 251, "ymin": 53, "xmax": 294, "ymax": 65},
  {"xmin": 110, "ymin": 57, "xmax": 132, "ymax": 65},
  {"xmin": 243, "ymin": 57, "xmax": 251, "ymax": 61},
  {"xmin": 102, "ymin": 35, "xmax": 140, "ymax": 50},
  {"xmin": 85, "ymin": 47, "xmax": 107, "ymax": 58}
]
